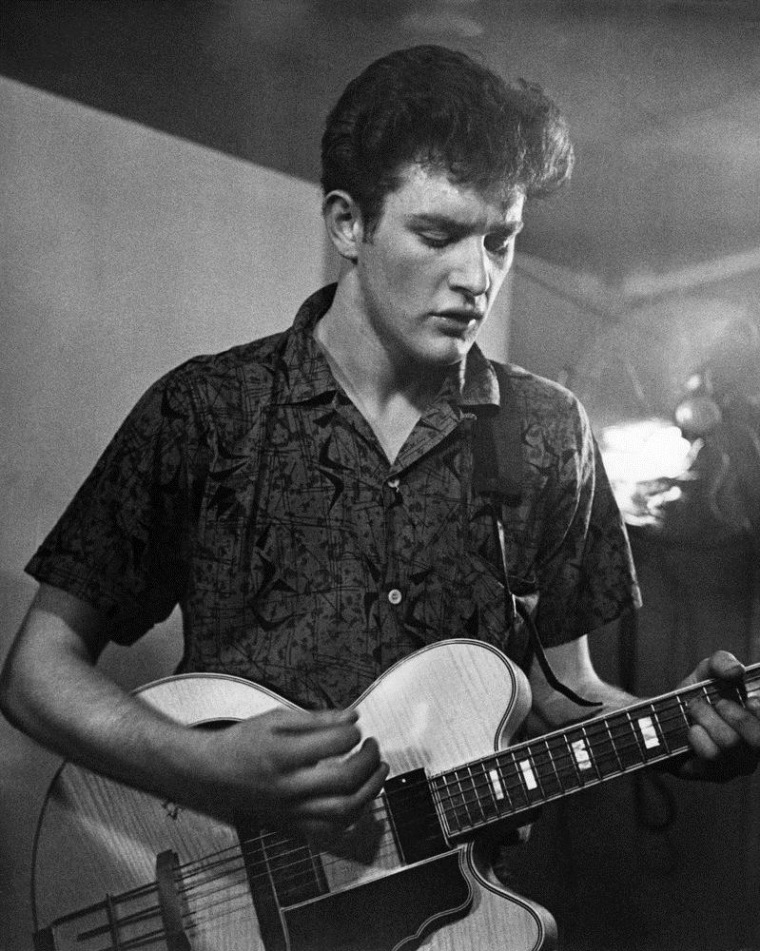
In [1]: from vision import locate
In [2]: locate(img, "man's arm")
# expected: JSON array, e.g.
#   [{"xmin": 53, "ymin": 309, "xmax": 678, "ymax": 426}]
[
  {"xmin": 527, "ymin": 635, "xmax": 760, "ymax": 782},
  {"xmin": 0, "ymin": 584, "xmax": 388, "ymax": 842}
]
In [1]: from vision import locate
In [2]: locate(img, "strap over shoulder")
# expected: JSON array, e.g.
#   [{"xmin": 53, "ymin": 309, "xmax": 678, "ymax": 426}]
[
  {"xmin": 471, "ymin": 362, "xmax": 523, "ymax": 505},
  {"xmin": 472, "ymin": 361, "xmax": 602, "ymax": 709}
]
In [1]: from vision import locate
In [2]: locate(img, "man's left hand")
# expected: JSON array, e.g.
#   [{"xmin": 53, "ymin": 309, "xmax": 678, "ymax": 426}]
[{"xmin": 674, "ymin": 650, "xmax": 760, "ymax": 782}]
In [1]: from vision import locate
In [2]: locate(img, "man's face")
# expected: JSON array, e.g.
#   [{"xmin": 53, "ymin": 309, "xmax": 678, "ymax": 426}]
[{"xmin": 353, "ymin": 164, "xmax": 524, "ymax": 369}]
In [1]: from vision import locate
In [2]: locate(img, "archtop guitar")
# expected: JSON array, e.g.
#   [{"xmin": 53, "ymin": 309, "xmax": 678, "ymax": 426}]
[{"xmin": 31, "ymin": 639, "xmax": 760, "ymax": 951}]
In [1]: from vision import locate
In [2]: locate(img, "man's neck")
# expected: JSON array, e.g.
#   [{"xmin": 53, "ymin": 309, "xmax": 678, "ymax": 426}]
[{"xmin": 313, "ymin": 283, "xmax": 450, "ymax": 463}]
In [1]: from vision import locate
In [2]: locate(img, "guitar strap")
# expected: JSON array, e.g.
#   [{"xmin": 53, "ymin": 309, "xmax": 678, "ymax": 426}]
[{"xmin": 473, "ymin": 362, "xmax": 601, "ymax": 709}]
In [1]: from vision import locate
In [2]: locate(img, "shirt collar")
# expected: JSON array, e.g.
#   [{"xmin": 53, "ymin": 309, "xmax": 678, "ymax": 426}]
[
  {"xmin": 454, "ymin": 343, "xmax": 501, "ymax": 410},
  {"xmin": 276, "ymin": 284, "xmax": 501, "ymax": 411},
  {"xmin": 276, "ymin": 284, "xmax": 341, "ymax": 404}
]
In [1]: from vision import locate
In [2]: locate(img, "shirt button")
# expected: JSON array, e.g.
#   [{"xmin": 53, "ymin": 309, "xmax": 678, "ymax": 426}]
[{"xmin": 387, "ymin": 588, "xmax": 403, "ymax": 605}]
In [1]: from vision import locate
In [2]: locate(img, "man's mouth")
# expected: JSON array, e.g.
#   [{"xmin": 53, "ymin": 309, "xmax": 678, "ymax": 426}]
[{"xmin": 433, "ymin": 310, "xmax": 483, "ymax": 332}]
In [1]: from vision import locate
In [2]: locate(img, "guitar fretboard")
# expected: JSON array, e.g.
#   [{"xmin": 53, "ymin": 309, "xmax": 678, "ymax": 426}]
[{"xmin": 432, "ymin": 663, "xmax": 760, "ymax": 837}]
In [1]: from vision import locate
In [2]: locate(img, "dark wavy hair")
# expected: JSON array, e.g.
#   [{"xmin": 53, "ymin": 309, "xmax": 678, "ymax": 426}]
[{"xmin": 321, "ymin": 45, "xmax": 574, "ymax": 234}]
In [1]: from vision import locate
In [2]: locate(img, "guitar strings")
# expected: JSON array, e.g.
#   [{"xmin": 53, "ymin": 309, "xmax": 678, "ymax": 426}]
[
  {"xmin": 171, "ymin": 670, "xmax": 760, "ymax": 901},
  {"xmin": 434, "ymin": 705, "xmax": 712, "ymax": 819},
  {"xmin": 177, "ymin": 671, "xmax": 760, "ymax": 892},
  {"xmin": 178, "ymin": 665, "xmax": 760, "ymax": 872},
  {"xmin": 84, "ymin": 867, "xmax": 260, "ymax": 950},
  {"xmin": 432, "ymin": 673, "xmax": 760, "ymax": 824},
  {"xmin": 169, "ymin": 699, "xmax": 694, "ymax": 906},
  {"xmin": 236, "ymin": 674, "xmax": 758, "ymax": 856}
]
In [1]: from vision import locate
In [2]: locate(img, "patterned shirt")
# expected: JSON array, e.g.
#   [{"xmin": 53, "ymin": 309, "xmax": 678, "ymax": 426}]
[{"xmin": 27, "ymin": 285, "xmax": 640, "ymax": 708}]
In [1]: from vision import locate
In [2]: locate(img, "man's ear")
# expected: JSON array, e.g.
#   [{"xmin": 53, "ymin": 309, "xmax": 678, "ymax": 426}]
[{"xmin": 322, "ymin": 190, "xmax": 364, "ymax": 261}]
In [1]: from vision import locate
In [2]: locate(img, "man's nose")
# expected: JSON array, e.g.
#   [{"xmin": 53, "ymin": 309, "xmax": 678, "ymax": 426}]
[{"xmin": 448, "ymin": 238, "xmax": 490, "ymax": 298}]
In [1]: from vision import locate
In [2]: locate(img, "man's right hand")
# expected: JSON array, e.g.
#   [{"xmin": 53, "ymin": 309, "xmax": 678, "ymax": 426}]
[{"xmin": 195, "ymin": 706, "xmax": 389, "ymax": 842}]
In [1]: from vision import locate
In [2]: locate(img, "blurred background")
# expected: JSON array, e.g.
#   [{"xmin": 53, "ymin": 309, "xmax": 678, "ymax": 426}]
[{"xmin": 2, "ymin": 2, "xmax": 759, "ymax": 949}]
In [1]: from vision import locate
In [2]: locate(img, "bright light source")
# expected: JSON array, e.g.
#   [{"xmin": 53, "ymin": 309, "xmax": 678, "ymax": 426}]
[{"xmin": 599, "ymin": 418, "xmax": 695, "ymax": 526}]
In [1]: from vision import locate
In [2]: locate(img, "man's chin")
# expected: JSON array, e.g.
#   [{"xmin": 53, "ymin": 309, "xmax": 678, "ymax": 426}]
[{"xmin": 421, "ymin": 336, "xmax": 475, "ymax": 367}]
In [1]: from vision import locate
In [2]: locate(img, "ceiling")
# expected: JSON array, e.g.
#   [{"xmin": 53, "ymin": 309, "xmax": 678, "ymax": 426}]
[{"xmin": 3, "ymin": 0, "xmax": 760, "ymax": 286}]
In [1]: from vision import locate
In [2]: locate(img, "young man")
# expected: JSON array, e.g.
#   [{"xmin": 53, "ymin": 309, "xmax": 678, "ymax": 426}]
[{"xmin": 2, "ymin": 43, "xmax": 759, "ymax": 858}]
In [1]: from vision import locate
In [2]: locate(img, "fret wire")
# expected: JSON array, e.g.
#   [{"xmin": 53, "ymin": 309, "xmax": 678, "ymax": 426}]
[
  {"xmin": 604, "ymin": 718, "xmax": 625, "ymax": 770},
  {"xmin": 675, "ymin": 693, "xmax": 691, "ymax": 731},
  {"xmin": 649, "ymin": 703, "xmax": 670, "ymax": 754},
  {"xmin": 579, "ymin": 723, "xmax": 603, "ymax": 780},
  {"xmin": 431, "ymin": 777, "xmax": 459, "ymax": 833},
  {"xmin": 546, "ymin": 736, "xmax": 577, "ymax": 790},
  {"xmin": 472, "ymin": 763, "xmax": 488, "ymax": 817},
  {"xmin": 430, "ymin": 777, "xmax": 447, "ymax": 823},
  {"xmin": 448, "ymin": 771, "xmax": 468, "ymax": 827},
  {"xmin": 446, "ymin": 783, "xmax": 472, "ymax": 823},
  {"xmin": 655, "ymin": 707, "xmax": 688, "ymax": 742},
  {"xmin": 496, "ymin": 758, "xmax": 515, "ymax": 810},
  {"xmin": 456, "ymin": 768, "xmax": 475, "ymax": 826},
  {"xmin": 562, "ymin": 733, "xmax": 585, "ymax": 786},
  {"xmin": 624, "ymin": 710, "xmax": 647, "ymax": 762},
  {"xmin": 465, "ymin": 765, "xmax": 481, "ymax": 821},
  {"xmin": 602, "ymin": 717, "xmax": 625, "ymax": 771},
  {"xmin": 648, "ymin": 702, "xmax": 691, "ymax": 737},
  {"xmin": 433, "ymin": 786, "xmax": 451, "ymax": 819},
  {"xmin": 544, "ymin": 737, "xmax": 565, "ymax": 792},
  {"xmin": 471, "ymin": 763, "xmax": 492, "ymax": 819},
  {"xmin": 702, "ymin": 681, "xmax": 742, "ymax": 706},
  {"xmin": 432, "ymin": 776, "xmax": 457, "ymax": 821},
  {"xmin": 485, "ymin": 761, "xmax": 502, "ymax": 814},
  {"xmin": 525, "ymin": 745, "xmax": 547, "ymax": 798},
  {"xmin": 472, "ymin": 765, "xmax": 491, "ymax": 821},
  {"xmin": 509, "ymin": 749, "xmax": 532, "ymax": 805},
  {"xmin": 491, "ymin": 760, "xmax": 510, "ymax": 812},
  {"xmin": 489, "ymin": 760, "xmax": 511, "ymax": 814},
  {"xmin": 548, "ymin": 732, "xmax": 584, "ymax": 787}
]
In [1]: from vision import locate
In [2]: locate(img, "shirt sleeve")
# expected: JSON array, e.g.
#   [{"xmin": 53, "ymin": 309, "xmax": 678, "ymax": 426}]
[
  {"xmin": 521, "ymin": 381, "xmax": 641, "ymax": 646},
  {"xmin": 25, "ymin": 366, "xmax": 208, "ymax": 644}
]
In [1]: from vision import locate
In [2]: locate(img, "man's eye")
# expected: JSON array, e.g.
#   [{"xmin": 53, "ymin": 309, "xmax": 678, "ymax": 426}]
[
  {"xmin": 484, "ymin": 234, "xmax": 513, "ymax": 256},
  {"xmin": 421, "ymin": 233, "xmax": 451, "ymax": 248}
]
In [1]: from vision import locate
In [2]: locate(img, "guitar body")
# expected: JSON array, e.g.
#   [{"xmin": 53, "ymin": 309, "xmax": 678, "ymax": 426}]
[{"xmin": 32, "ymin": 639, "xmax": 556, "ymax": 951}]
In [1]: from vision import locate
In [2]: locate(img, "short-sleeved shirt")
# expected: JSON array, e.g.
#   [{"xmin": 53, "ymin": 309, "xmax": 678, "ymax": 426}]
[{"xmin": 27, "ymin": 285, "xmax": 640, "ymax": 708}]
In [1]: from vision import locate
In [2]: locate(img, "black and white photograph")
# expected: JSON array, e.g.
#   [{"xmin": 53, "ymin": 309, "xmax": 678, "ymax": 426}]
[{"xmin": 1, "ymin": 3, "xmax": 759, "ymax": 949}]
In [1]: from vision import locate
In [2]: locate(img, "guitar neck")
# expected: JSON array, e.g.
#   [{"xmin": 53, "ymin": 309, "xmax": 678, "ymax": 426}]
[{"xmin": 432, "ymin": 662, "xmax": 760, "ymax": 838}]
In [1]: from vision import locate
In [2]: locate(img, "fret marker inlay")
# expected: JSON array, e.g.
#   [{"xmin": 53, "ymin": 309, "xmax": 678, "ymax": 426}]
[
  {"xmin": 519, "ymin": 760, "xmax": 538, "ymax": 791},
  {"xmin": 637, "ymin": 716, "xmax": 660, "ymax": 749},
  {"xmin": 571, "ymin": 738, "xmax": 593, "ymax": 771},
  {"xmin": 488, "ymin": 768, "xmax": 505, "ymax": 801}
]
